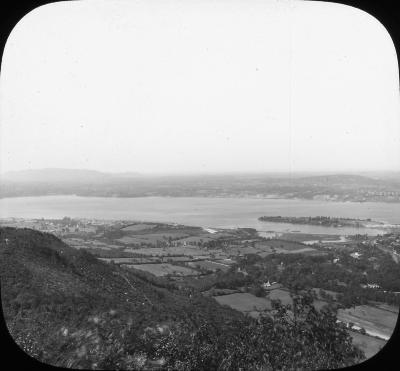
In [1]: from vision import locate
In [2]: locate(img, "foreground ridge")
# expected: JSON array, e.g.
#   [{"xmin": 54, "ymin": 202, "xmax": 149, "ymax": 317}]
[{"xmin": 0, "ymin": 227, "xmax": 364, "ymax": 369}]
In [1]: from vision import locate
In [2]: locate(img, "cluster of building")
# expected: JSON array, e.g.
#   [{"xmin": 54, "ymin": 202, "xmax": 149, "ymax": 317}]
[{"xmin": 0, "ymin": 217, "xmax": 116, "ymax": 237}]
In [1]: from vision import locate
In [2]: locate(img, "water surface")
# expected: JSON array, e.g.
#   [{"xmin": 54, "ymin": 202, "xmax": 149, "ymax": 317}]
[{"xmin": 1, "ymin": 195, "xmax": 399, "ymax": 235}]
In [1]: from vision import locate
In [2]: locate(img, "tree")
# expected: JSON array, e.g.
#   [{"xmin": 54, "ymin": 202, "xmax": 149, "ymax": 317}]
[
  {"xmin": 253, "ymin": 286, "xmax": 265, "ymax": 297},
  {"xmin": 153, "ymin": 294, "xmax": 364, "ymax": 370}
]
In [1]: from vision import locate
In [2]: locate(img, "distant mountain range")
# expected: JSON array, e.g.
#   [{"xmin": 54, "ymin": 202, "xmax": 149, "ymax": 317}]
[
  {"xmin": 0, "ymin": 168, "xmax": 142, "ymax": 183},
  {"xmin": 0, "ymin": 168, "xmax": 399, "ymax": 202},
  {"xmin": 293, "ymin": 174, "xmax": 384, "ymax": 186},
  {"xmin": 1, "ymin": 168, "xmax": 398, "ymax": 183}
]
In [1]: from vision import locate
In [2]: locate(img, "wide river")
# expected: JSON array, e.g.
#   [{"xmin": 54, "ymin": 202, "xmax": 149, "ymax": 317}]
[{"xmin": 1, "ymin": 195, "xmax": 400, "ymax": 236}]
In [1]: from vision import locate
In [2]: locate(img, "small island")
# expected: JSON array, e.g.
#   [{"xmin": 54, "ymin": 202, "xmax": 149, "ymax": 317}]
[{"xmin": 258, "ymin": 216, "xmax": 377, "ymax": 228}]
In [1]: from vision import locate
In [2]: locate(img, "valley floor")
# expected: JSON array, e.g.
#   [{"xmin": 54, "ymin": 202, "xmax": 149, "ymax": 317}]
[{"xmin": 1, "ymin": 216, "xmax": 399, "ymax": 362}]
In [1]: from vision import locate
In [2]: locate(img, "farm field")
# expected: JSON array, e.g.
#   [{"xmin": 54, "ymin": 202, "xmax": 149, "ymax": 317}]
[
  {"xmin": 276, "ymin": 247, "xmax": 318, "ymax": 254},
  {"xmin": 204, "ymin": 288, "xmax": 239, "ymax": 296},
  {"xmin": 117, "ymin": 236, "xmax": 148, "ymax": 245},
  {"xmin": 265, "ymin": 288, "xmax": 330, "ymax": 310},
  {"xmin": 117, "ymin": 231, "xmax": 200, "ymax": 245},
  {"xmin": 100, "ymin": 257, "xmax": 149, "ymax": 264},
  {"xmin": 214, "ymin": 287, "xmax": 331, "ymax": 316},
  {"xmin": 349, "ymin": 331, "xmax": 387, "ymax": 359},
  {"xmin": 337, "ymin": 305, "xmax": 398, "ymax": 340},
  {"xmin": 279, "ymin": 233, "xmax": 343, "ymax": 242},
  {"xmin": 263, "ymin": 240, "xmax": 309, "ymax": 251},
  {"xmin": 126, "ymin": 263, "xmax": 200, "ymax": 277},
  {"xmin": 175, "ymin": 236, "xmax": 215, "ymax": 244},
  {"xmin": 226, "ymin": 246, "xmax": 259, "ymax": 256},
  {"xmin": 99, "ymin": 257, "xmax": 169, "ymax": 264},
  {"xmin": 214, "ymin": 293, "xmax": 272, "ymax": 313},
  {"xmin": 121, "ymin": 223, "xmax": 157, "ymax": 232},
  {"xmin": 216, "ymin": 258, "xmax": 236, "ymax": 265},
  {"xmin": 258, "ymin": 247, "xmax": 317, "ymax": 258},
  {"xmin": 161, "ymin": 256, "xmax": 193, "ymax": 262},
  {"xmin": 65, "ymin": 238, "xmax": 122, "ymax": 250},
  {"xmin": 188, "ymin": 260, "xmax": 230, "ymax": 272},
  {"xmin": 124, "ymin": 246, "xmax": 209, "ymax": 256},
  {"xmin": 254, "ymin": 241, "xmax": 318, "ymax": 256},
  {"xmin": 75, "ymin": 244, "xmax": 112, "ymax": 250},
  {"xmin": 228, "ymin": 244, "xmax": 318, "ymax": 257},
  {"xmin": 369, "ymin": 302, "xmax": 399, "ymax": 313}
]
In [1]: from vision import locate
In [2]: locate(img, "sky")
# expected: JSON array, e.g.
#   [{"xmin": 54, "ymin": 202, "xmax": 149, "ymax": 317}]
[{"xmin": 0, "ymin": 0, "xmax": 399, "ymax": 174}]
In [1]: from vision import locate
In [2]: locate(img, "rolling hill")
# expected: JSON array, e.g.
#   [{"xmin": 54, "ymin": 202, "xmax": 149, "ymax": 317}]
[
  {"xmin": 0, "ymin": 227, "xmax": 245, "ymax": 368},
  {"xmin": 1, "ymin": 169, "xmax": 399, "ymax": 202}
]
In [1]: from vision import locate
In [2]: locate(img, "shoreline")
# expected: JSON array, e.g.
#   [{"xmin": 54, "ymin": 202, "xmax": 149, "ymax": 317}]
[
  {"xmin": 1, "ymin": 193, "xmax": 400, "ymax": 204},
  {"xmin": 1, "ymin": 196, "xmax": 399, "ymax": 236}
]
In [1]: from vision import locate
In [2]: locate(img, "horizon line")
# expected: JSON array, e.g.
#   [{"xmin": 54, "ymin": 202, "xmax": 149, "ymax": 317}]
[{"xmin": 1, "ymin": 167, "xmax": 400, "ymax": 176}]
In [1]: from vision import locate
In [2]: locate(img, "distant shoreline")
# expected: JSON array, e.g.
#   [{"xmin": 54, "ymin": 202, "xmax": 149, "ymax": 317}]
[
  {"xmin": 258, "ymin": 216, "xmax": 383, "ymax": 228},
  {"xmin": 1, "ymin": 193, "xmax": 400, "ymax": 204},
  {"xmin": 1, "ymin": 195, "xmax": 399, "ymax": 235},
  {"xmin": 2, "ymin": 170, "xmax": 400, "ymax": 203}
]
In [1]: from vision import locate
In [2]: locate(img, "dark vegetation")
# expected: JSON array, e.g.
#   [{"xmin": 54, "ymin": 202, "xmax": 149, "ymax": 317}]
[
  {"xmin": 258, "ymin": 216, "xmax": 373, "ymax": 227},
  {"xmin": 0, "ymin": 227, "xmax": 365, "ymax": 369},
  {"xmin": 231, "ymin": 249, "xmax": 400, "ymax": 308}
]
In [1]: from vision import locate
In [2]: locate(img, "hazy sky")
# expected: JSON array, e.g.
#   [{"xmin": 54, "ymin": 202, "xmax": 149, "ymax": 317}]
[{"xmin": 1, "ymin": 0, "xmax": 399, "ymax": 174}]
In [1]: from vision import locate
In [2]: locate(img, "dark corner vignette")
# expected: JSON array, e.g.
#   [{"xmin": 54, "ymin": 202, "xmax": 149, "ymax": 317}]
[
  {"xmin": 0, "ymin": 300, "xmax": 53, "ymax": 370},
  {"xmin": 0, "ymin": 2, "xmax": 66, "ymax": 371},
  {"xmin": 0, "ymin": 0, "xmax": 399, "ymax": 370},
  {"xmin": 312, "ymin": 1, "xmax": 400, "ymax": 370}
]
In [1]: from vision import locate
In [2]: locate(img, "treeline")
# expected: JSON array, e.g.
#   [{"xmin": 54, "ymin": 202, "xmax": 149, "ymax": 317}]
[
  {"xmin": 258, "ymin": 215, "xmax": 369, "ymax": 227},
  {"xmin": 235, "ymin": 250, "xmax": 400, "ymax": 307}
]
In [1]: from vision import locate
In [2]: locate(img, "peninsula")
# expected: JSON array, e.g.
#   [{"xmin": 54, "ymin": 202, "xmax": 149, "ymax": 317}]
[{"xmin": 258, "ymin": 216, "xmax": 380, "ymax": 228}]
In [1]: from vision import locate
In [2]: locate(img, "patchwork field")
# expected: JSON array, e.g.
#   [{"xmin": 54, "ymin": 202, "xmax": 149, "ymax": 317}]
[
  {"xmin": 216, "ymin": 258, "xmax": 236, "ymax": 265},
  {"xmin": 99, "ymin": 257, "xmax": 189, "ymax": 264},
  {"xmin": 117, "ymin": 236, "xmax": 149, "ymax": 245},
  {"xmin": 258, "ymin": 247, "xmax": 317, "ymax": 258},
  {"xmin": 370, "ymin": 302, "xmax": 399, "ymax": 313},
  {"xmin": 100, "ymin": 257, "xmax": 151, "ymax": 264},
  {"xmin": 65, "ymin": 238, "xmax": 122, "ymax": 250},
  {"xmin": 126, "ymin": 263, "xmax": 200, "ymax": 277},
  {"xmin": 121, "ymin": 223, "xmax": 157, "ymax": 232},
  {"xmin": 253, "ymin": 241, "xmax": 318, "ymax": 257},
  {"xmin": 349, "ymin": 331, "xmax": 387, "ymax": 359},
  {"xmin": 61, "ymin": 219, "xmax": 399, "ymax": 354},
  {"xmin": 214, "ymin": 293, "xmax": 272, "ymax": 312},
  {"xmin": 124, "ymin": 246, "xmax": 208, "ymax": 256},
  {"xmin": 175, "ymin": 236, "xmax": 215, "ymax": 244},
  {"xmin": 337, "ymin": 305, "xmax": 398, "ymax": 340},
  {"xmin": 161, "ymin": 256, "xmax": 193, "ymax": 262},
  {"xmin": 263, "ymin": 240, "xmax": 309, "ymax": 251},
  {"xmin": 116, "ymin": 228, "xmax": 203, "ymax": 245},
  {"xmin": 120, "ymin": 235, "xmax": 175, "ymax": 245},
  {"xmin": 214, "ymin": 287, "xmax": 330, "ymax": 316},
  {"xmin": 279, "ymin": 233, "xmax": 342, "ymax": 242},
  {"xmin": 188, "ymin": 260, "xmax": 231, "ymax": 272},
  {"xmin": 229, "ymin": 246, "xmax": 260, "ymax": 255}
]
